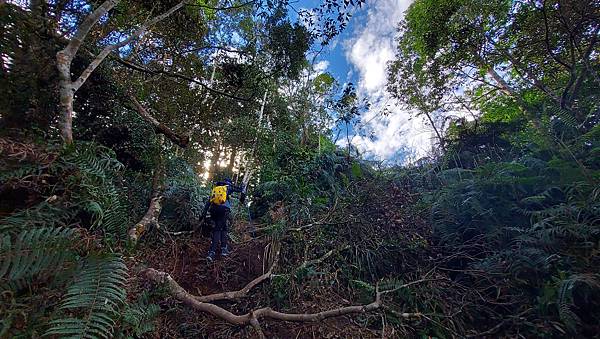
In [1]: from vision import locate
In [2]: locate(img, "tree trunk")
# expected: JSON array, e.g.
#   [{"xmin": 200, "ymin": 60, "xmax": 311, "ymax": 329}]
[
  {"xmin": 208, "ymin": 142, "xmax": 221, "ymax": 181},
  {"xmin": 56, "ymin": 0, "xmax": 186, "ymax": 144},
  {"xmin": 57, "ymin": 58, "xmax": 74, "ymax": 144},
  {"xmin": 128, "ymin": 160, "xmax": 164, "ymax": 244},
  {"xmin": 226, "ymin": 147, "xmax": 237, "ymax": 177},
  {"xmin": 56, "ymin": 0, "xmax": 121, "ymax": 144},
  {"xmin": 423, "ymin": 110, "xmax": 445, "ymax": 151},
  {"xmin": 128, "ymin": 94, "xmax": 190, "ymax": 148}
]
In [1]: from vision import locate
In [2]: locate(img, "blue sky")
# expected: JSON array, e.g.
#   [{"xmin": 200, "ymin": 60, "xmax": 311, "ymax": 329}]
[{"xmin": 291, "ymin": 0, "xmax": 438, "ymax": 165}]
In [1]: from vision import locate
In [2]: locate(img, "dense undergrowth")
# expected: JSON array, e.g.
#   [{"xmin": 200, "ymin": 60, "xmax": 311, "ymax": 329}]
[
  {"xmin": 1, "ymin": 124, "xmax": 599, "ymax": 337},
  {"xmin": 2, "ymin": 0, "xmax": 600, "ymax": 338}
]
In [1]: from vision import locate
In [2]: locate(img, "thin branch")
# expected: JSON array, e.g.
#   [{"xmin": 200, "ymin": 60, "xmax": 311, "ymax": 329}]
[
  {"xmin": 113, "ymin": 57, "xmax": 252, "ymax": 102},
  {"xmin": 72, "ymin": 0, "xmax": 187, "ymax": 91},
  {"xmin": 195, "ymin": 250, "xmax": 279, "ymax": 303},
  {"xmin": 61, "ymin": 0, "xmax": 121, "ymax": 59},
  {"xmin": 181, "ymin": 45, "xmax": 249, "ymax": 55},
  {"xmin": 299, "ymin": 245, "xmax": 350, "ymax": 270},
  {"xmin": 566, "ymin": 26, "xmax": 599, "ymax": 106},
  {"xmin": 185, "ymin": 0, "xmax": 256, "ymax": 11},
  {"xmin": 541, "ymin": 0, "xmax": 572, "ymax": 71}
]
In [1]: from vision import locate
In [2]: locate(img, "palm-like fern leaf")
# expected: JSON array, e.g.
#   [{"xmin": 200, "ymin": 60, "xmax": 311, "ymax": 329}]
[
  {"xmin": 46, "ymin": 255, "xmax": 128, "ymax": 339},
  {"xmin": 557, "ymin": 274, "xmax": 600, "ymax": 333},
  {"xmin": 0, "ymin": 227, "xmax": 77, "ymax": 281}
]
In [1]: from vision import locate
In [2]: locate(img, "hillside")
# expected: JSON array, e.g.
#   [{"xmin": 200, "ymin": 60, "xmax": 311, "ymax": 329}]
[{"xmin": 1, "ymin": 0, "xmax": 599, "ymax": 338}]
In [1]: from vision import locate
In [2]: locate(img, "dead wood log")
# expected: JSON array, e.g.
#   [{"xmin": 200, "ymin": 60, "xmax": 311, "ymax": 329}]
[{"xmin": 127, "ymin": 94, "xmax": 190, "ymax": 148}]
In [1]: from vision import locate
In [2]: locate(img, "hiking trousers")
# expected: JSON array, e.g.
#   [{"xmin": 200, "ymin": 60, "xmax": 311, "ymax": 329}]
[{"xmin": 209, "ymin": 205, "xmax": 230, "ymax": 254}]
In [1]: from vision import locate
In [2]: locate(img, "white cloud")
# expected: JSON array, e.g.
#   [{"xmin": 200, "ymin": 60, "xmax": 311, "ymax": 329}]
[
  {"xmin": 313, "ymin": 60, "xmax": 329, "ymax": 74},
  {"xmin": 341, "ymin": 0, "xmax": 438, "ymax": 164}
]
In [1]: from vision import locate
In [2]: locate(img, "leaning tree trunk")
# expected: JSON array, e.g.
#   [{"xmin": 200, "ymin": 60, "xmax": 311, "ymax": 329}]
[
  {"xmin": 127, "ymin": 93, "xmax": 190, "ymax": 148},
  {"xmin": 128, "ymin": 159, "xmax": 164, "ymax": 244}
]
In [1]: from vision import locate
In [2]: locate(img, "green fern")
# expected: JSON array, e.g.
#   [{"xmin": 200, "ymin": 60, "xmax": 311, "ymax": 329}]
[
  {"xmin": 116, "ymin": 292, "xmax": 160, "ymax": 338},
  {"xmin": 46, "ymin": 255, "xmax": 128, "ymax": 339},
  {"xmin": 65, "ymin": 143, "xmax": 130, "ymax": 237},
  {"xmin": 0, "ymin": 227, "xmax": 77, "ymax": 281},
  {"xmin": 0, "ymin": 202, "xmax": 74, "ymax": 232},
  {"xmin": 557, "ymin": 274, "xmax": 600, "ymax": 333}
]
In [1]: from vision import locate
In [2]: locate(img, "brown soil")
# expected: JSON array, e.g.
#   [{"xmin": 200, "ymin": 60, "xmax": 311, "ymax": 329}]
[{"xmin": 129, "ymin": 220, "xmax": 383, "ymax": 338}]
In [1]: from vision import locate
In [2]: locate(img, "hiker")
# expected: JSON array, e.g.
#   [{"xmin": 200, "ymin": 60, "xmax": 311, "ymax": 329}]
[{"xmin": 201, "ymin": 178, "xmax": 246, "ymax": 261}]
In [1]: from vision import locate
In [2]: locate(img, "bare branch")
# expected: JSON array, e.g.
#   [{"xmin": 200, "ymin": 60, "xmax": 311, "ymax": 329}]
[
  {"xmin": 60, "ymin": 0, "xmax": 121, "ymax": 60},
  {"xmin": 72, "ymin": 0, "xmax": 187, "ymax": 91},
  {"xmin": 195, "ymin": 251, "xmax": 279, "ymax": 303},
  {"xmin": 113, "ymin": 57, "xmax": 252, "ymax": 102},
  {"xmin": 127, "ymin": 94, "xmax": 190, "ymax": 148}
]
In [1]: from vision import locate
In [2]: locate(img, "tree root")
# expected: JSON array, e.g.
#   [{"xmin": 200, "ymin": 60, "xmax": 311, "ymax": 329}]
[
  {"xmin": 142, "ymin": 267, "xmax": 424, "ymax": 338},
  {"xmin": 194, "ymin": 249, "xmax": 279, "ymax": 303}
]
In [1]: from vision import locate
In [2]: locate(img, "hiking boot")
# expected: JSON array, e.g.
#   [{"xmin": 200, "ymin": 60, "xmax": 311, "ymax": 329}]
[
  {"xmin": 206, "ymin": 251, "xmax": 215, "ymax": 262},
  {"xmin": 221, "ymin": 247, "xmax": 230, "ymax": 257}
]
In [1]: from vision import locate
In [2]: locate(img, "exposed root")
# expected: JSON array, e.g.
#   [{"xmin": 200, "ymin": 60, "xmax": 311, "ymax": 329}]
[
  {"xmin": 143, "ymin": 267, "xmax": 424, "ymax": 334},
  {"xmin": 195, "ymin": 249, "xmax": 279, "ymax": 303}
]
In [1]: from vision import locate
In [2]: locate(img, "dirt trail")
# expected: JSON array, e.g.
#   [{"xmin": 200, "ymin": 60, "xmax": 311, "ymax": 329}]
[
  {"xmin": 133, "ymin": 216, "xmax": 385, "ymax": 338},
  {"xmin": 129, "ymin": 181, "xmax": 427, "ymax": 338}
]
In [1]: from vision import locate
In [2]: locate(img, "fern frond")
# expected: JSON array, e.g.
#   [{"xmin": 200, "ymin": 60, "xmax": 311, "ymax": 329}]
[
  {"xmin": 557, "ymin": 274, "xmax": 600, "ymax": 333},
  {"xmin": 117, "ymin": 292, "xmax": 160, "ymax": 338},
  {"xmin": 0, "ymin": 227, "xmax": 77, "ymax": 281},
  {"xmin": 66, "ymin": 144, "xmax": 124, "ymax": 180},
  {"xmin": 0, "ymin": 202, "xmax": 74, "ymax": 232},
  {"xmin": 46, "ymin": 255, "xmax": 128, "ymax": 339}
]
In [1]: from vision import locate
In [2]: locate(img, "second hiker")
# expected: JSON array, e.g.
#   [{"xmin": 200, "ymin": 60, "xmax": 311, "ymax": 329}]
[{"xmin": 201, "ymin": 178, "xmax": 246, "ymax": 262}]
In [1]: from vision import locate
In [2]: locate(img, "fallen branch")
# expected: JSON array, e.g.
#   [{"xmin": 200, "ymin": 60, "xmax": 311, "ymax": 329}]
[{"xmin": 143, "ymin": 268, "xmax": 424, "ymax": 338}]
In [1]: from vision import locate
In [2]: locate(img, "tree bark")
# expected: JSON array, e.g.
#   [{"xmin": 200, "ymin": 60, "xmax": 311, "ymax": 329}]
[
  {"xmin": 128, "ymin": 160, "xmax": 164, "ymax": 243},
  {"xmin": 208, "ymin": 142, "xmax": 221, "ymax": 181},
  {"xmin": 128, "ymin": 94, "xmax": 190, "ymax": 148},
  {"xmin": 56, "ymin": 0, "xmax": 121, "ymax": 144},
  {"xmin": 56, "ymin": 0, "xmax": 187, "ymax": 144},
  {"xmin": 226, "ymin": 147, "xmax": 237, "ymax": 177}
]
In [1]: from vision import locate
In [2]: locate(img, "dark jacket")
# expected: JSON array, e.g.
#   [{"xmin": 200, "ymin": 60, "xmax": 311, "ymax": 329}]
[{"xmin": 202, "ymin": 181, "xmax": 245, "ymax": 217}]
